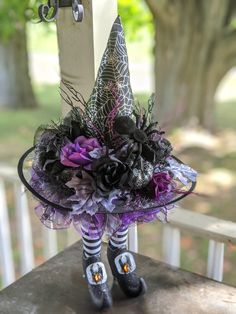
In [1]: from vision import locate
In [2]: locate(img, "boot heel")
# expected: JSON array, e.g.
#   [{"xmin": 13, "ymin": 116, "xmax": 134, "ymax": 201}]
[{"xmin": 139, "ymin": 277, "xmax": 148, "ymax": 295}]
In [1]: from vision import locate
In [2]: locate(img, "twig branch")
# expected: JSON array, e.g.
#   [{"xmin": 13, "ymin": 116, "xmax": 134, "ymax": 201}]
[{"xmin": 61, "ymin": 80, "xmax": 87, "ymax": 108}]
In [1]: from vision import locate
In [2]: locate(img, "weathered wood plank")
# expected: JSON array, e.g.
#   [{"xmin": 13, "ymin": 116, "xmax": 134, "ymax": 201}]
[{"xmin": 0, "ymin": 240, "xmax": 235, "ymax": 314}]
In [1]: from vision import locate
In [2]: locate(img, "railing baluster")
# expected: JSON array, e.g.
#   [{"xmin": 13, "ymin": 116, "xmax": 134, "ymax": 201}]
[
  {"xmin": 14, "ymin": 182, "xmax": 34, "ymax": 275},
  {"xmin": 207, "ymin": 239, "xmax": 224, "ymax": 281},
  {"xmin": 162, "ymin": 225, "xmax": 180, "ymax": 267},
  {"xmin": 128, "ymin": 224, "xmax": 138, "ymax": 253},
  {"xmin": 43, "ymin": 228, "xmax": 58, "ymax": 260},
  {"xmin": 67, "ymin": 228, "xmax": 80, "ymax": 247},
  {"xmin": 0, "ymin": 179, "xmax": 15, "ymax": 286}
]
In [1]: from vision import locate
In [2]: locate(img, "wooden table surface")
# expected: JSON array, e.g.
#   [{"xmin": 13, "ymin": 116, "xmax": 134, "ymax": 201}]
[{"xmin": 1, "ymin": 240, "xmax": 236, "ymax": 314}]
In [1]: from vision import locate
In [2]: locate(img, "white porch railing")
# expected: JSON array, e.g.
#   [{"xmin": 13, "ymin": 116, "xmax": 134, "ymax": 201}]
[
  {"xmin": 0, "ymin": 165, "xmax": 79, "ymax": 289},
  {"xmin": 1, "ymin": 165, "xmax": 236, "ymax": 289},
  {"xmin": 129, "ymin": 207, "xmax": 236, "ymax": 282}
]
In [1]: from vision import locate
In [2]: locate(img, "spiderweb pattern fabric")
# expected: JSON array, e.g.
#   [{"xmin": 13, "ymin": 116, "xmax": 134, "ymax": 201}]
[{"xmin": 85, "ymin": 16, "xmax": 134, "ymax": 138}]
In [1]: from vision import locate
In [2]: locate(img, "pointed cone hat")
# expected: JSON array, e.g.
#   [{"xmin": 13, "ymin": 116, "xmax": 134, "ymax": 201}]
[{"xmin": 85, "ymin": 16, "xmax": 134, "ymax": 137}]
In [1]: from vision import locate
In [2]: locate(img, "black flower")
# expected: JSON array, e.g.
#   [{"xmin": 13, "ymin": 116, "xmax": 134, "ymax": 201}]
[
  {"xmin": 36, "ymin": 131, "xmax": 66, "ymax": 175},
  {"xmin": 40, "ymin": 152, "xmax": 65, "ymax": 175},
  {"xmin": 63, "ymin": 118, "xmax": 82, "ymax": 140},
  {"xmin": 92, "ymin": 157, "xmax": 130, "ymax": 195},
  {"xmin": 147, "ymin": 138, "xmax": 172, "ymax": 164}
]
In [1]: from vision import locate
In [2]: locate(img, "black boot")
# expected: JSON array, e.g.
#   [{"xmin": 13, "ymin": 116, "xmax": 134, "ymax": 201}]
[
  {"xmin": 107, "ymin": 244, "xmax": 147, "ymax": 298},
  {"xmin": 83, "ymin": 252, "xmax": 113, "ymax": 310}
]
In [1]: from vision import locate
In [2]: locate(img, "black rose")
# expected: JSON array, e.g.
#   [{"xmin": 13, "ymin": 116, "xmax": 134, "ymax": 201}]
[
  {"xmin": 63, "ymin": 118, "xmax": 82, "ymax": 140},
  {"xmin": 92, "ymin": 157, "xmax": 130, "ymax": 196},
  {"xmin": 63, "ymin": 108, "xmax": 83, "ymax": 140},
  {"xmin": 36, "ymin": 131, "xmax": 66, "ymax": 175}
]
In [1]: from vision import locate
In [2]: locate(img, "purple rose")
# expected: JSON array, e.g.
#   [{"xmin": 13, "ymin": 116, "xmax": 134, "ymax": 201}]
[
  {"xmin": 152, "ymin": 172, "xmax": 173, "ymax": 201},
  {"xmin": 60, "ymin": 136, "xmax": 101, "ymax": 167}
]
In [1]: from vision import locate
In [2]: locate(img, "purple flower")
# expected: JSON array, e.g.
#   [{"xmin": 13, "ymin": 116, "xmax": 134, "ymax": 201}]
[
  {"xmin": 152, "ymin": 172, "xmax": 174, "ymax": 201},
  {"xmin": 60, "ymin": 136, "xmax": 101, "ymax": 168}
]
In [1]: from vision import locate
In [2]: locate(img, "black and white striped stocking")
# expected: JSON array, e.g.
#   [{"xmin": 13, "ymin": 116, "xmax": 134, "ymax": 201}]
[
  {"xmin": 109, "ymin": 226, "xmax": 129, "ymax": 250},
  {"xmin": 81, "ymin": 225, "xmax": 102, "ymax": 258}
]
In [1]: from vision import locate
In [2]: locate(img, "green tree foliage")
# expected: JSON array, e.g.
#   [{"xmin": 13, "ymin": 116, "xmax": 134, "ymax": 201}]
[
  {"xmin": 118, "ymin": 0, "xmax": 153, "ymax": 40},
  {"xmin": 0, "ymin": 0, "xmax": 152, "ymax": 42},
  {"xmin": 0, "ymin": 0, "xmax": 39, "ymax": 108},
  {"xmin": 0, "ymin": 0, "xmax": 39, "ymax": 40}
]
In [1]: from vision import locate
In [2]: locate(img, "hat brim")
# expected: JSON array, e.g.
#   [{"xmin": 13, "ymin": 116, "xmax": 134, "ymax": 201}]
[{"xmin": 18, "ymin": 146, "xmax": 196, "ymax": 215}]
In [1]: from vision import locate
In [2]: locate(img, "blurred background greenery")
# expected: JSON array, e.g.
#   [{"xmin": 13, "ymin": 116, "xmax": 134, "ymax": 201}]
[{"xmin": 0, "ymin": 0, "xmax": 236, "ymax": 286}]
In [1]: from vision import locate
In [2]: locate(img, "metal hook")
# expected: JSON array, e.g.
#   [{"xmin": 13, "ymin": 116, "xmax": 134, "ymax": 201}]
[
  {"xmin": 72, "ymin": 0, "xmax": 84, "ymax": 22},
  {"xmin": 38, "ymin": 0, "xmax": 84, "ymax": 23},
  {"xmin": 38, "ymin": 0, "xmax": 59, "ymax": 22}
]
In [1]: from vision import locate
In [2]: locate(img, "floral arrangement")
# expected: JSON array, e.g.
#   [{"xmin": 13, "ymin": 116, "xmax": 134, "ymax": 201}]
[
  {"xmin": 17, "ymin": 83, "xmax": 197, "ymax": 235},
  {"xmin": 18, "ymin": 16, "xmax": 197, "ymax": 236}
]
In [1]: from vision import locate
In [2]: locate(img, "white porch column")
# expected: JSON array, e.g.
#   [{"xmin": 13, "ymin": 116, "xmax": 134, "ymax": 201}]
[{"xmin": 56, "ymin": 0, "xmax": 118, "ymax": 115}]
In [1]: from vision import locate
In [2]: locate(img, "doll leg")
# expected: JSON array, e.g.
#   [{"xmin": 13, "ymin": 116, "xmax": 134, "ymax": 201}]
[
  {"xmin": 81, "ymin": 224, "xmax": 112, "ymax": 310},
  {"xmin": 108, "ymin": 225, "xmax": 129, "ymax": 250},
  {"xmin": 81, "ymin": 225, "xmax": 102, "ymax": 258},
  {"xmin": 107, "ymin": 225, "xmax": 147, "ymax": 298}
]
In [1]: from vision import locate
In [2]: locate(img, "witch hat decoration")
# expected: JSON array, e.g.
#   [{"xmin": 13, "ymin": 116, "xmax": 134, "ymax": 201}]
[
  {"xmin": 17, "ymin": 15, "xmax": 197, "ymax": 310},
  {"xmin": 17, "ymin": 15, "xmax": 197, "ymax": 237}
]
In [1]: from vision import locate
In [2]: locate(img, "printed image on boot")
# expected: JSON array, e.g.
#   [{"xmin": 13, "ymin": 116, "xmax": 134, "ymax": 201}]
[
  {"xmin": 83, "ymin": 253, "xmax": 113, "ymax": 310},
  {"xmin": 107, "ymin": 245, "xmax": 147, "ymax": 298}
]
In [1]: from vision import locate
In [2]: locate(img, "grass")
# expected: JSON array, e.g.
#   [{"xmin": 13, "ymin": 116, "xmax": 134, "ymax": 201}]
[
  {"xmin": 0, "ymin": 85, "xmax": 61, "ymax": 165},
  {"xmin": 216, "ymin": 99, "xmax": 236, "ymax": 130}
]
